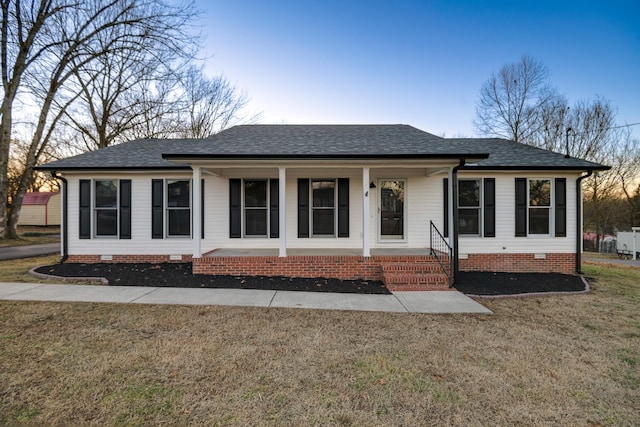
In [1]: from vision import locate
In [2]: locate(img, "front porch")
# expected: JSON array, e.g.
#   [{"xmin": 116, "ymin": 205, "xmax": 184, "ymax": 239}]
[{"xmin": 194, "ymin": 248, "xmax": 452, "ymax": 291}]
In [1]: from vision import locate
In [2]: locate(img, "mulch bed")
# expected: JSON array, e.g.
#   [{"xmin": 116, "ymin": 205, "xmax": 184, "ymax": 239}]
[
  {"xmin": 34, "ymin": 263, "xmax": 588, "ymax": 296},
  {"xmin": 34, "ymin": 263, "xmax": 391, "ymax": 295},
  {"xmin": 454, "ymin": 271, "xmax": 587, "ymax": 296}
]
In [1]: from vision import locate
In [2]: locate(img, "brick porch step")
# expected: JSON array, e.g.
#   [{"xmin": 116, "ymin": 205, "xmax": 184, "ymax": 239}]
[
  {"xmin": 380, "ymin": 262, "xmax": 450, "ymax": 291},
  {"xmin": 380, "ymin": 262, "xmax": 445, "ymax": 274}
]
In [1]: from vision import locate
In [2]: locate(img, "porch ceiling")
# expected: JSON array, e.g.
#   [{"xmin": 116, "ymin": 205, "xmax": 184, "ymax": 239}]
[{"xmin": 200, "ymin": 164, "xmax": 457, "ymax": 178}]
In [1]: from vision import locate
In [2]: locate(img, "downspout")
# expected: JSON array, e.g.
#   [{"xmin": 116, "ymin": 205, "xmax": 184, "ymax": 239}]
[
  {"xmin": 576, "ymin": 170, "xmax": 593, "ymax": 274},
  {"xmin": 51, "ymin": 171, "xmax": 68, "ymax": 263},
  {"xmin": 452, "ymin": 159, "xmax": 466, "ymax": 285}
]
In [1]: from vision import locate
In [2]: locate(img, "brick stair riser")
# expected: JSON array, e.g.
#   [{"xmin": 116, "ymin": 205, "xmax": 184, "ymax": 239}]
[
  {"xmin": 387, "ymin": 283, "xmax": 451, "ymax": 291},
  {"xmin": 380, "ymin": 263, "xmax": 446, "ymax": 274},
  {"xmin": 383, "ymin": 273, "xmax": 449, "ymax": 285}
]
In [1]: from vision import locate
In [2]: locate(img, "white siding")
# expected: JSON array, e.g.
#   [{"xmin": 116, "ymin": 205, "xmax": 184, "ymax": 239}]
[
  {"xmin": 454, "ymin": 171, "xmax": 580, "ymax": 255},
  {"xmin": 67, "ymin": 173, "xmax": 194, "ymax": 256},
  {"xmin": 63, "ymin": 169, "xmax": 583, "ymax": 256}
]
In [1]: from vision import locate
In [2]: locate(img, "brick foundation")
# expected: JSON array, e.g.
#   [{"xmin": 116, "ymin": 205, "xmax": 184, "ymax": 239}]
[
  {"xmin": 65, "ymin": 254, "xmax": 193, "ymax": 263},
  {"xmin": 63, "ymin": 252, "xmax": 576, "ymax": 289},
  {"xmin": 459, "ymin": 253, "xmax": 575, "ymax": 275},
  {"xmin": 193, "ymin": 255, "xmax": 450, "ymax": 282}
]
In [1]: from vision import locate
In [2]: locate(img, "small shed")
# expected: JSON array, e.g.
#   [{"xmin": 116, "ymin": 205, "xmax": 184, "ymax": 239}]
[{"xmin": 17, "ymin": 192, "xmax": 61, "ymax": 226}]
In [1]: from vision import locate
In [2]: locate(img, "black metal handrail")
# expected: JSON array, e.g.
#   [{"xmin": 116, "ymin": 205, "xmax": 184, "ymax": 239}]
[{"xmin": 430, "ymin": 220, "xmax": 453, "ymax": 287}]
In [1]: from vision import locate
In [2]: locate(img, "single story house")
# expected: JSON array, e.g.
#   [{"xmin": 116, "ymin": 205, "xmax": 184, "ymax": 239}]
[
  {"xmin": 17, "ymin": 191, "xmax": 61, "ymax": 226},
  {"xmin": 37, "ymin": 124, "xmax": 608, "ymax": 290}
]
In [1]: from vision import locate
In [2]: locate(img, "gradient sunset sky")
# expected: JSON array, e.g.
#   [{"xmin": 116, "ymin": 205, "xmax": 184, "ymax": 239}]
[{"xmin": 195, "ymin": 0, "xmax": 639, "ymax": 139}]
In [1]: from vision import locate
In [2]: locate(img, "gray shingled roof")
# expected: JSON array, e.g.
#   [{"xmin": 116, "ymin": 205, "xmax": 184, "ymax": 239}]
[{"xmin": 38, "ymin": 124, "xmax": 608, "ymax": 171}]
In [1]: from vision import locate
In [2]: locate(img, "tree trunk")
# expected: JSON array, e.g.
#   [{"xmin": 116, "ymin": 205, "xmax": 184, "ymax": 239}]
[{"xmin": 0, "ymin": 98, "xmax": 15, "ymax": 239}]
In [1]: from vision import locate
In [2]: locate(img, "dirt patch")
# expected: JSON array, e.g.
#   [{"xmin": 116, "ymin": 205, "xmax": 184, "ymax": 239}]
[
  {"xmin": 34, "ymin": 262, "xmax": 391, "ymax": 295},
  {"xmin": 455, "ymin": 271, "xmax": 587, "ymax": 296}
]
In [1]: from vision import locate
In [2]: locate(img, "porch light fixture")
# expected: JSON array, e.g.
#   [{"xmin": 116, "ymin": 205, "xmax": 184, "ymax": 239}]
[{"xmin": 369, "ymin": 181, "xmax": 376, "ymax": 189}]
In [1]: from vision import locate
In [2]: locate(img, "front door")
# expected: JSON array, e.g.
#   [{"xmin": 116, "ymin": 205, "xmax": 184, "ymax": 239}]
[{"xmin": 379, "ymin": 179, "xmax": 405, "ymax": 240}]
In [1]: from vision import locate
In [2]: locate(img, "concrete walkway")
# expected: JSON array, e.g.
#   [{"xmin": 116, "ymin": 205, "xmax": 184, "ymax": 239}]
[{"xmin": 0, "ymin": 282, "xmax": 492, "ymax": 314}]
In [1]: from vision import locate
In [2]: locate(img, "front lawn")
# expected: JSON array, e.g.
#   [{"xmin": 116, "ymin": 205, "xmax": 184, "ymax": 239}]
[
  {"xmin": 0, "ymin": 226, "xmax": 60, "ymax": 247},
  {"xmin": 0, "ymin": 263, "xmax": 638, "ymax": 425}
]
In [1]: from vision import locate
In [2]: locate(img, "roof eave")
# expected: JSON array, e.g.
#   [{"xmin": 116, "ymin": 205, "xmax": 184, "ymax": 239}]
[
  {"xmin": 35, "ymin": 165, "xmax": 191, "ymax": 172},
  {"xmin": 462, "ymin": 165, "xmax": 611, "ymax": 171},
  {"xmin": 161, "ymin": 153, "xmax": 492, "ymax": 161}
]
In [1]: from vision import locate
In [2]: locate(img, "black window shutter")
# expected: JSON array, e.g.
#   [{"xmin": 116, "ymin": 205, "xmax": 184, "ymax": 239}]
[
  {"xmin": 270, "ymin": 179, "xmax": 279, "ymax": 238},
  {"xmin": 298, "ymin": 178, "xmax": 309, "ymax": 238},
  {"xmin": 151, "ymin": 179, "xmax": 164, "ymax": 239},
  {"xmin": 79, "ymin": 179, "xmax": 91, "ymax": 239},
  {"xmin": 515, "ymin": 178, "xmax": 527, "ymax": 237},
  {"xmin": 483, "ymin": 178, "xmax": 496, "ymax": 237},
  {"xmin": 443, "ymin": 178, "xmax": 449, "ymax": 238},
  {"xmin": 338, "ymin": 178, "xmax": 349, "ymax": 237},
  {"xmin": 229, "ymin": 179, "xmax": 241, "ymax": 238},
  {"xmin": 119, "ymin": 180, "xmax": 132, "ymax": 239},
  {"xmin": 555, "ymin": 178, "xmax": 567, "ymax": 237},
  {"xmin": 201, "ymin": 179, "xmax": 205, "ymax": 239}
]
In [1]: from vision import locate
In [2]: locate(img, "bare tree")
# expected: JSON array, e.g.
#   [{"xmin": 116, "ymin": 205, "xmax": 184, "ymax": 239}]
[
  {"xmin": 612, "ymin": 128, "xmax": 640, "ymax": 228},
  {"xmin": 61, "ymin": 18, "xmax": 194, "ymax": 152},
  {"xmin": 474, "ymin": 55, "xmax": 563, "ymax": 144},
  {"xmin": 475, "ymin": 57, "xmax": 640, "ymax": 246},
  {"xmin": 0, "ymin": 0, "xmax": 198, "ymax": 239},
  {"xmin": 177, "ymin": 66, "xmax": 259, "ymax": 138}
]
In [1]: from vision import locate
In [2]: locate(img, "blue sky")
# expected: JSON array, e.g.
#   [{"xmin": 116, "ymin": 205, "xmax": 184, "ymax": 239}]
[{"xmin": 194, "ymin": 0, "xmax": 639, "ymax": 139}]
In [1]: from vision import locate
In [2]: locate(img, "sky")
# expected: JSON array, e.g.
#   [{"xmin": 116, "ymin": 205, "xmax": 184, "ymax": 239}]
[{"xmin": 193, "ymin": 0, "xmax": 640, "ymax": 139}]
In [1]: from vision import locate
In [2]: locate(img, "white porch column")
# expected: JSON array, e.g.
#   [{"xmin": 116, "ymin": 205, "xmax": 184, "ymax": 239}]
[
  {"xmin": 279, "ymin": 167, "xmax": 287, "ymax": 257},
  {"xmin": 448, "ymin": 167, "xmax": 455, "ymax": 249},
  {"xmin": 192, "ymin": 166, "xmax": 202, "ymax": 258},
  {"xmin": 362, "ymin": 167, "xmax": 371, "ymax": 257}
]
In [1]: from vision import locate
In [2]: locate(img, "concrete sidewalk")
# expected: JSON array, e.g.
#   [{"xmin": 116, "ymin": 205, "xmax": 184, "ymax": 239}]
[{"xmin": 0, "ymin": 282, "xmax": 492, "ymax": 314}]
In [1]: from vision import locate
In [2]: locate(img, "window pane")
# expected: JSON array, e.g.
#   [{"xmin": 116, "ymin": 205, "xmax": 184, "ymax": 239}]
[
  {"xmin": 168, "ymin": 209, "xmax": 190, "ymax": 236},
  {"xmin": 95, "ymin": 209, "xmax": 117, "ymax": 236},
  {"xmin": 529, "ymin": 207, "xmax": 550, "ymax": 234},
  {"xmin": 167, "ymin": 180, "xmax": 190, "ymax": 207},
  {"xmin": 529, "ymin": 180, "xmax": 550, "ymax": 206},
  {"xmin": 459, "ymin": 208, "xmax": 479, "ymax": 235},
  {"xmin": 95, "ymin": 180, "xmax": 117, "ymax": 208},
  {"xmin": 459, "ymin": 180, "xmax": 480, "ymax": 207},
  {"xmin": 312, "ymin": 180, "xmax": 335, "ymax": 207},
  {"xmin": 245, "ymin": 209, "xmax": 267, "ymax": 236},
  {"xmin": 313, "ymin": 209, "xmax": 335, "ymax": 235},
  {"xmin": 245, "ymin": 180, "xmax": 267, "ymax": 207}
]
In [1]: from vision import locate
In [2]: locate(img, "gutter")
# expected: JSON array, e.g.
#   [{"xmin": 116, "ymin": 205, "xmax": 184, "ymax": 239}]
[
  {"xmin": 451, "ymin": 159, "xmax": 466, "ymax": 285},
  {"xmin": 576, "ymin": 170, "xmax": 593, "ymax": 274},
  {"xmin": 50, "ymin": 171, "xmax": 68, "ymax": 263}
]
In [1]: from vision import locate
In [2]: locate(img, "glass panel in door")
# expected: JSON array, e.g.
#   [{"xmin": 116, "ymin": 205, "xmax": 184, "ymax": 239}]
[{"xmin": 379, "ymin": 179, "xmax": 405, "ymax": 240}]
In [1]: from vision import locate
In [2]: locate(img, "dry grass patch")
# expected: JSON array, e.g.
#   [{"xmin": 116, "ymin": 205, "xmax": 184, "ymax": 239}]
[
  {"xmin": 0, "ymin": 255, "xmax": 62, "ymax": 283},
  {"xmin": 0, "ymin": 226, "xmax": 60, "ymax": 247},
  {"xmin": 0, "ymin": 264, "xmax": 639, "ymax": 425}
]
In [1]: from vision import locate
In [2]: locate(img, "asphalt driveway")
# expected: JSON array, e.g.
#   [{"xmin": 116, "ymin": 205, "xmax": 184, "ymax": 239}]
[{"xmin": 0, "ymin": 243, "xmax": 60, "ymax": 261}]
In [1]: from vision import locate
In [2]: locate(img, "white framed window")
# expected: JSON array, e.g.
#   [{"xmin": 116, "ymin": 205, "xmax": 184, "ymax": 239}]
[
  {"xmin": 312, "ymin": 179, "xmax": 336, "ymax": 236},
  {"xmin": 458, "ymin": 179, "xmax": 481, "ymax": 236},
  {"xmin": 94, "ymin": 180, "xmax": 118, "ymax": 237},
  {"xmin": 528, "ymin": 178, "xmax": 551, "ymax": 235},
  {"xmin": 166, "ymin": 179, "xmax": 191, "ymax": 237},
  {"xmin": 244, "ymin": 179, "xmax": 268, "ymax": 237}
]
